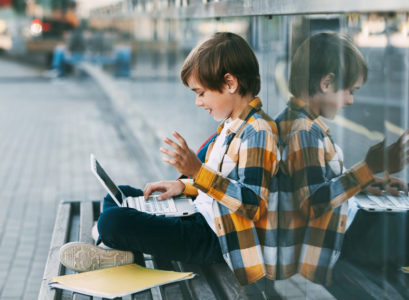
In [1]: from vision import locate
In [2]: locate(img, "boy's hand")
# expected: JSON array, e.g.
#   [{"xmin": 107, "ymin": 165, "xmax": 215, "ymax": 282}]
[
  {"xmin": 364, "ymin": 176, "xmax": 408, "ymax": 196},
  {"xmin": 160, "ymin": 131, "xmax": 202, "ymax": 178},
  {"xmin": 365, "ymin": 131, "xmax": 409, "ymax": 174},
  {"xmin": 143, "ymin": 180, "xmax": 185, "ymax": 200},
  {"xmin": 364, "ymin": 176, "xmax": 385, "ymax": 195},
  {"xmin": 385, "ymin": 177, "xmax": 409, "ymax": 196}
]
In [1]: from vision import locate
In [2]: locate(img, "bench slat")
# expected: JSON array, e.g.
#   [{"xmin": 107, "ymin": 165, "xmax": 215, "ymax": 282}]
[
  {"xmin": 172, "ymin": 262, "xmax": 216, "ymax": 300},
  {"xmin": 203, "ymin": 264, "xmax": 249, "ymax": 300},
  {"xmin": 39, "ymin": 202, "xmax": 72, "ymax": 300},
  {"xmin": 80, "ymin": 202, "xmax": 95, "ymax": 243},
  {"xmin": 144, "ymin": 259, "xmax": 164, "ymax": 300},
  {"xmin": 327, "ymin": 259, "xmax": 405, "ymax": 299},
  {"xmin": 72, "ymin": 293, "xmax": 92, "ymax": 300},
  {"xmin": 132, "ymin": 290, "xmax": 153, "ymax": 300}
]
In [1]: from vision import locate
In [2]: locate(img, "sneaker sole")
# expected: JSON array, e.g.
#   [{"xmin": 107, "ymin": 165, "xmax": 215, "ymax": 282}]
[{"xmin": 59, "ymin": 242, "xmax": 134, "ymax": 272}]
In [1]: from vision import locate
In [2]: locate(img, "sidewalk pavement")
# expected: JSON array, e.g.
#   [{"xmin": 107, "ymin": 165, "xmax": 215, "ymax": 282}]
[{"xmin": 0, "ymin": 58, "xmax": 151, "ymax": 299}]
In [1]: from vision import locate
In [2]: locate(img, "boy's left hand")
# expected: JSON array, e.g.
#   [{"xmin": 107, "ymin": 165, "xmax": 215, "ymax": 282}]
[{"xmin": 160, "ymin": 131, "xmax": 202, "ymax": 178}]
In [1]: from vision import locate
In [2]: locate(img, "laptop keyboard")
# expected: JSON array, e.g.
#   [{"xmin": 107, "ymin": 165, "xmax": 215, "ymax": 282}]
[
  {"xmin": 358, "ymin": 193, "xmax": 409, "ymax": 211},
  {"xmin": 126, "ymin": 195, "xmax": 177, "ymax": 214},
  {"xmin": 386, "ymin": 194, "xmax": 409, "ymax": 207},
  {"xmin": 355, "ymin": 195, "xmax": 377, "ymax": 208}
]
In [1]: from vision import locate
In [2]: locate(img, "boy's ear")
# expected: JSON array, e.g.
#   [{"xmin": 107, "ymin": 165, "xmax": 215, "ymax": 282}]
[
  {"xmin": 320, "ymin": 73, "xmax": 335, "ymax": 93},
  {"xmin": 224, "ymin": 73, "xmax": 239, "ymax": 94}
]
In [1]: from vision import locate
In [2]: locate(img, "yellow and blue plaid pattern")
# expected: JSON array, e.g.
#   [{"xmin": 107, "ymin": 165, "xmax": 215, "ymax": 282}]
[
  {"xmin": 276, "ymin": 98, "xmax": 374, "ymax": 285},
  {"xmin": 183, "ymin": 98, "xmax": 280, "ymax": 285}
]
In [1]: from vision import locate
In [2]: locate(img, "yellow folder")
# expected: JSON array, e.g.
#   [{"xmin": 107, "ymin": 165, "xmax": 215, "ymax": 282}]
[{"xmin": 49, "ymin": 264, "xmax": 195, "ymax": 299}]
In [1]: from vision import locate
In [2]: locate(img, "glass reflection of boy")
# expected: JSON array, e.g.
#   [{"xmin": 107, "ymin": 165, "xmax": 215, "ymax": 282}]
[{"xmin": 276, "ymin": 32, "xmax": 409, "ymax": 285}]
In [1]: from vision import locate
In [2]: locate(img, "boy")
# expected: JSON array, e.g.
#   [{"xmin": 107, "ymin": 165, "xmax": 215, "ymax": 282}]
[
  {"xmin": 59, "ymin": 32, "xmax": 280, "ymax": 285},
  {"xmin": 276, "ymin": 32, "xmax": 408, "ymax": 285}
]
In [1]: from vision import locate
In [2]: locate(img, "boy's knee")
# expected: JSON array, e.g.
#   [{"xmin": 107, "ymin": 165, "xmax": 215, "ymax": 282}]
[{"xmin": 97, "ymin": 208, "xmax": 128, "ymax": 240}]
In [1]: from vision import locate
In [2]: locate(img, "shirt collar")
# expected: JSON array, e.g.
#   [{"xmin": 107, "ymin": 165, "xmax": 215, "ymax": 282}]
[
  {"xmin": 289, "ymin": 97, "xmax": 331, "ymax": 134},
  {"xmin": 217, "ymin": 97, "xmax": 262, "ymax": 135}
]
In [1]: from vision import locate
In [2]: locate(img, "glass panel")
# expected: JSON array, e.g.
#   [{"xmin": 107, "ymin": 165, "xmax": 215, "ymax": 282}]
[
  {"xmin": 119, "ymin": 11, "xmax": 409, "ymax": 297},
  {"xmin": 383, "ymin": 13, "xmax": 409, "ymax": 182}
]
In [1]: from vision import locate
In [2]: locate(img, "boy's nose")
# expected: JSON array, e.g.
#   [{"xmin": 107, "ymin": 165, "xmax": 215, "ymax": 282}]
[
  {"xmin": 195, "ymin": 97, "xmax": 203, "ymax": 106},
  {"xmin": 345, "ymin": 96, "xmax": 354, "ymax": 106}
]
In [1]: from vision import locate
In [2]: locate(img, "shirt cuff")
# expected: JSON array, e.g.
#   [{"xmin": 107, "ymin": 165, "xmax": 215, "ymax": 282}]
[
  {"xmin": 179, "ymin": 179, "xmax": 198, "ymax": 196},
  {"xmin": 350, "ymin": 161, "xmax": 375, "ymax": 188},
  {"xmin": 193, "ymin": 164, "xmax": 217, "ymax": 193}
]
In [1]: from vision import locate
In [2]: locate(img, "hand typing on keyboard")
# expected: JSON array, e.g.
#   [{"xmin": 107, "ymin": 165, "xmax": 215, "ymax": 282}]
[
  {"xmin": 364, "ymin": 176, "xmax": 408, "ymax": 196},
  {"xmin": 143, "ymin": 180, "xmax": 185, "ymax": 201}
]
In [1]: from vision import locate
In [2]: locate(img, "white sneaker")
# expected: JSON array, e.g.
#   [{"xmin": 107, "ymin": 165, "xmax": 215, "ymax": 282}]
[
  {"xmin": 59, "ymin": 242, "xmax": 134, "ymax": 272},
  {"xmin": 91, "ymin": 222, "xmax": 111, "ymax": 249},
  {"xmin": 92, "ymin": 222, "xmax": 99, "ymax": 242}
]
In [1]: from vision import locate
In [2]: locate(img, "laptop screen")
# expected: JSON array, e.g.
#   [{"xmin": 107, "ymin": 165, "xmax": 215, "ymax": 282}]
[{"xmin": 94, "ymin": 158, "xmax": 124, "ymax": 203}]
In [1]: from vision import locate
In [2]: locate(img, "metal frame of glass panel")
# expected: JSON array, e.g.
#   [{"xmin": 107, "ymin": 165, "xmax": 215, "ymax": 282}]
[{"xmin": 91, "ymin": 0, "xmax": 409, "ymax": 19}]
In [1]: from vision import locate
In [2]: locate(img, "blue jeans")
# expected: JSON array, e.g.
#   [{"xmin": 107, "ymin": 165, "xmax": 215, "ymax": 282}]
[{"xmin": 97, "ymin": 185, "xmax": 224, "ymax": 264}]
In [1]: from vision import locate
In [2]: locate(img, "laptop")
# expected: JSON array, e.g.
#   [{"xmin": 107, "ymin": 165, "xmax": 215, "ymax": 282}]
[
  {"xmin": 90, "ymin": 154, "xmax": 196, "ymax": 217},
  {"xmin": 355, "ymin": 191, "xmax": 409, "ymax": 212}
]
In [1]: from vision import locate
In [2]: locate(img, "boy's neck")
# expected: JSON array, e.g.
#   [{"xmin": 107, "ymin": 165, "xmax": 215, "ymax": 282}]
[
  {"xmin": 299, "ymin": 95, "xmax": 321, "ymax": 117},
  {"xmin": 230, "ymin": 93, "xmax": 254, "ymax": 120}
]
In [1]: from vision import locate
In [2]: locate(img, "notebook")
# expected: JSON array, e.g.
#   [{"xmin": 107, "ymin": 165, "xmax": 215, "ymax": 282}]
[
  {"xmin": 90, "ymin": 154, "xmax": 196, "ymax": 217},
  {"xmin": 49, "ymin": 264, "xmax": 195, "ymax": 299}
]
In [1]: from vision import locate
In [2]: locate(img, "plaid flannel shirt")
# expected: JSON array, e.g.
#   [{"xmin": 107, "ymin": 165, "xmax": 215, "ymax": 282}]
[
  {"xmin": 182, "ymin": 98, "xmax": 280, "ymax": 285},
  {"xmin": 275, "ymin": 98, "xmax": 374, "ymax": 285}
]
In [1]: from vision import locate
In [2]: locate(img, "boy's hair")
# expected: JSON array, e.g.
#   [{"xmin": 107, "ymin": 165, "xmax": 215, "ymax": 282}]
[
  {"xmin": 181, "ymin": 32, "xmax": 260, "ymax": 97},
  {"xmin": 289, "ymin": 32, "xmax": 368, "ymax": 98}
]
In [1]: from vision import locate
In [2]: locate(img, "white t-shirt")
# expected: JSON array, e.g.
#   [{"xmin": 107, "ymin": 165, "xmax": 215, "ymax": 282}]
[{"xmin": 194, "ymin": 118, "xmax": 233, "ymax": 233}]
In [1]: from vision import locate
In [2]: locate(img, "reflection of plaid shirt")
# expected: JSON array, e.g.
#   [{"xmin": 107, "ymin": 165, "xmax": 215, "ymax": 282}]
[
  {"xmin": 182, "ymin": 98, "xmax": 280, "ymax": 285},
  {"xmin": 276, "ymin": 98, "xmax": 374, "ymax": 285}
]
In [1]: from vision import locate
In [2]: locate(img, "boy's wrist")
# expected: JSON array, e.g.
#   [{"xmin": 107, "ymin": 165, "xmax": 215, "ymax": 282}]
[
  {"xmin": 191, "ymin": 163, "xmax": 202, "ymax": 179},
  {"xmin": 176, "ymin": 179, "xmax": 186, "ymax": 192}
]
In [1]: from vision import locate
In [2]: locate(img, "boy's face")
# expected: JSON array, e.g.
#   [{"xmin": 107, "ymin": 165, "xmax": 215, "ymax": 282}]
[
  {"xmin": 187, "ymin": 76, "xmax": 236, "ymax": 121},
  {"xmin": 319, "ymin": 76, "xmax": 364, "ymax": 119}
]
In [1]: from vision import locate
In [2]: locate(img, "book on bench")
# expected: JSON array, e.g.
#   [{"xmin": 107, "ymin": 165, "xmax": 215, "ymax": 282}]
[{"xmin": 48, "ymin": 264, "xmax": 195, "ymax": 299}]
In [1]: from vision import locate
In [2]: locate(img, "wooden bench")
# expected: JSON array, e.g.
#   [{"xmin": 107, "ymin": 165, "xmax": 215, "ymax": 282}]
[{"xmin": 39, "ymin": 200, "xmax": 281, "ymax": 300}]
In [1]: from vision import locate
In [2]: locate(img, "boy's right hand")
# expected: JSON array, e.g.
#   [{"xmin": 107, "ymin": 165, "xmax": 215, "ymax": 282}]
[
  {"xmin": 143, "ymin": 180, "xmax": 185, "ymax": 200},
  {"xmin": 365, "ymin": 131, "xmax": 409, "ymax": 174}
]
